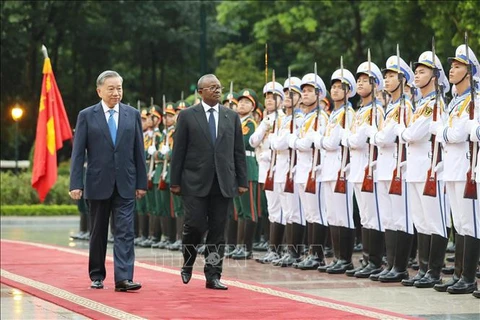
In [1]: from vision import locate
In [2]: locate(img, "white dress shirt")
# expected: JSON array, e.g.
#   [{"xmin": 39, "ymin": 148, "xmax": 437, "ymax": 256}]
[
  {"xmin": 202, "ymin": 101, "xmax": 219, "ymax": 137},
  {"xmin": 101, "ymin": 100, "xmax": 119, "ymax": 129}
]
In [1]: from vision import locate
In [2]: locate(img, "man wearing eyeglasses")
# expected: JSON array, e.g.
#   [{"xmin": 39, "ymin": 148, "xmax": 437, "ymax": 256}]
[{"xmin": 170, "ymin": 74, "xmax": 248, "ymax": 290}]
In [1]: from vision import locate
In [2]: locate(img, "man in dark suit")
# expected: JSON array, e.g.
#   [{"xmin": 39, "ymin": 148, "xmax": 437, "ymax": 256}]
[
  {"xmin": 170, "ymin": 74, "xmax": 248, "ymax": 290},
  {"xmin": 69, "ymin": 70, "xmax": 147, "ymax": 292}
]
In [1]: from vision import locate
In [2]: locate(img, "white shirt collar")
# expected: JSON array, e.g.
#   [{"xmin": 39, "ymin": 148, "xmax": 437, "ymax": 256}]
[
  {"xmin": 101, "ymin": 100, "xmax": 119, "ymax": 113},
  {"xmin": 202, "ymin": 101, "xmax": 219, "ymax": 113}
]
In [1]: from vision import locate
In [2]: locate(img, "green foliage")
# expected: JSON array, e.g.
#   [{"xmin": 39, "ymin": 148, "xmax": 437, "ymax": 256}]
[
  {"xmin": 1, "ymin": 204, "xmax": 78, "ymax": 216},
  {"xmin": 0, "ymin": 171, "xmax": 74, "ymax": 205}
]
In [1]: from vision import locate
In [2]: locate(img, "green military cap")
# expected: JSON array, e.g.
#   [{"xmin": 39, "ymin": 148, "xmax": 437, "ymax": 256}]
[
  {"xmin": 165, "ymin": 101, "xmax": 176, "ymax": 115},
  {"xmin": 140, "ymin": 107, "xmax": 150, "ymax": 119},
  {"xmin": 254, "ymin": 103, "xmax": 264, "ymax": 120},
  {"xmin": 149, "ymin": 105, "xmax": 162, "ymax": 120},
  {"xmin": 222, "ymin": 92, "xmax": 239, "ymax": 106},
  {"xmin": 238, "ymin": 88, "xmax": 258, "ymax": 108},
  {"xmin": 175, "ymin": 100, "xmax": 191, "ymax": 111}
]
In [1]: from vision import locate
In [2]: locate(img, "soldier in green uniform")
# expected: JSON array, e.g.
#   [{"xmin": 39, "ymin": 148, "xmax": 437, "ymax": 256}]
[
  {"xmin": 165, "ymin": 100, "xmax": 188, "ymax": 251},
  {"xmin": 222, "ymin": 91, "xmax": 239, "ymax": 111},
  {"xmin": 151, "ymin": 101, "xmax": 177, "ymax": 249},
  {"xmin": 139, "ymin": 105, "xmax": 163, "ymax": 247},
  {"xmin": 135, "ymin": 107, "xmax": 152, "ymax": 245},
  {"xmin": 228, "ymin": 89, "xmax": 259, "ymax": 260}
]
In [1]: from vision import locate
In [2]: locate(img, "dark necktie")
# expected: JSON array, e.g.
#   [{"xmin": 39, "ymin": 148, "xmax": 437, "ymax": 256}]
[
  {"xmin": 108, "ymin": 109, "xmax": 117, "ymax": 144},
  {"xmin": 208, "ymin": 108, "xmax": 216, "ymax": 143}
]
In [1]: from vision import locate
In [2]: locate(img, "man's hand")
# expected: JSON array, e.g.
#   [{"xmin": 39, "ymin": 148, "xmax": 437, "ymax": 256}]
[
  {"xmin": 170, "ymin": 185, "xmax": 181, "ymax": 195},
  {"xmin": 69, "ymin": 189, "xmax": 83, "ymax": 200},
  {"xmin": 238, "ymin": 187, "xmax": 248, "ymax": 195},
  {"xmin": 136, "ymin": 189, "xmax": 147, "ymax": 199}
]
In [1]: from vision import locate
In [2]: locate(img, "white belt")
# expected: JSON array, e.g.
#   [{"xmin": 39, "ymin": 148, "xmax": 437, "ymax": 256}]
[{"xmin": 246, "ymin": 150, "xmax": 256, "ymax": 157}]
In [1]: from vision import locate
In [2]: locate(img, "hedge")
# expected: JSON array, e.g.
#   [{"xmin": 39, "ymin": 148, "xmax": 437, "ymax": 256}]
[
  {"xmin": 1, "ymin": 160, "xmax": 75, "ymax": 205},
  {"xmin": 1, "ymin": 204, "xmax": 78, "ymax": 216}
]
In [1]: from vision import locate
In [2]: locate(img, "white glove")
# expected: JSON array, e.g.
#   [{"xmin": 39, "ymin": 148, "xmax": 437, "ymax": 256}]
[
  {"xmin": 160, "ymin": 144, "xmax": 170, "ymax": 155},
  {"xmin": 466, "ymin": 119, "xmax": 479, "ymax": 133},
  {"xmin": 147, "ymin": 145, "xmax": 157, "ymax": 155},
  {"xmin": 291, "ymin": 165, "xmax": 297, "ymax": 174},
  {"xmin": 394, "ymin": 123, "xmax": 406, "ymax": 137},
  {"xmin": 161, "ymin": 170, "xmax": 168, "ymax": 180},
  {"xmin": 433, "ymin": 161, "xmax": 443, "ymax": 173},
  {"xmin": 314, "ymin": 164, "xmax": 323, "ymax": 173},
  {"xmin": 288, "ymin": 134, "xmax": 297, "ymax": 149},
  {"xmin": 429, "ymin": 121, "xmax": 442, "ymax": 135},
  {"xmin": 259, "ymin": 152, "xmax": 271, "ymax": 162},
  {"xmin": 342, "ymin": 163, "xmax": 350, "ymax": 174},
  {"xmin": 365, "ymin": 125, "xmax": 377, "ymax": 142},
  {"xmin": 369, "ymin": 160, "xmax": 377, "ymax": 170},
  {"xmin": 271, "ymin": 165, "xmax": 276, "ymax": 173},
  {"xmin": 400, "ymin": 161, "xmax": 407, "ymax": 169},
  {"xmin": 149, "ymin": 170, "xmax": 155, "ymax": 179},
  {"xmin": 341, "ymin": 131, "xmax": 350, "ymax": 147}
]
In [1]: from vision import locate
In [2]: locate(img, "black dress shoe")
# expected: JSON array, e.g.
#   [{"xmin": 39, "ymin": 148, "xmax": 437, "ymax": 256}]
[
  {"xmin": 473, "ymin": 290, "xmax": 480, "ymax": 298},
  {"xmin": 115, "ymin": 280, "xmax": 142, "ymax": 292},
  {"xmin": 181, "ymin": 268, "xmax": 192, "ymax": 284},
  {"xmin": 90, "ymin": 280, "xmax": 104, "ymax": 289},
  {"xmin": 206, "ymin": 279, "xmax": 228, "ymax": 290},
  {"xmin": 433, "ymin": 275, "xmax": 459, "ymax": 292},
  {"xmin": 442, "ymin": 265, "xmax": 455, "ymax": 275},
  {"xmin": 446, "ymin": 278, "xmax": 478, "ymax": 294}
]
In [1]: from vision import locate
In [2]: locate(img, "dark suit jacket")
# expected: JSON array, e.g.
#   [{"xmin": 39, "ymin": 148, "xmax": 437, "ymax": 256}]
[
  {"xmin": 170, "ymin": 103, "xmax": 247, "ymax": 198},
  {"xmin": 69, "ymin": 102, "xmax": 147, "ymax": 200}
]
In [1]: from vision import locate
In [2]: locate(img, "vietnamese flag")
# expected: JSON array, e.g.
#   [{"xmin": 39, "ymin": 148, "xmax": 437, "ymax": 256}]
[{"xmin": 31, "ymin": 48, "xmax": 72, "ymax": 202}]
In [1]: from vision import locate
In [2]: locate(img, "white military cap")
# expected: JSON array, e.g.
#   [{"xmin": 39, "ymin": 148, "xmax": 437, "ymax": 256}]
[
  {"xmin": 331, "ymin": 68, "xmax": 357, "ymax": 98},
  {"xmin": 263, "ymin": 81, "xmax": 285, "ymax": 100},
  {"xmin": 383, "ymin": 55, "xmax": 415, "ymax": 86},
  {"xmin": 448, "ymin": 44, "xmax": 479, "ymax": 78},
  {"xmin": 356, "ymin": 61, "xmax": 384, "ymax": 91},
  {"xmin": 300, "ymin": 73, "xmax": 327, "ymax": 100},
  {"xmin": 283, "ymin": 77, "xmax": 302, "ymax": 94}
]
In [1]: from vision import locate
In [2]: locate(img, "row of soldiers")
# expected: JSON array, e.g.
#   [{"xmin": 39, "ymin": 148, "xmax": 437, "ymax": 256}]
[{"xmin": 133, "ymin": 42, "xmax": 479, "ymax": 298}]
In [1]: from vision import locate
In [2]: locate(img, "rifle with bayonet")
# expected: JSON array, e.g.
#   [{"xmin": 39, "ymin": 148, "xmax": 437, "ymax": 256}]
[
  {"xmin": 389, "ymin": 45, "xmax": 406, "ymax": 195},
  {"xmin": 362, "ymin": 49, "xmax": 378, "ymax": 193},
  {"xmin": 158, "ymin": 95, "xmax": 168, "ymax": 190},
  {"xmin": 264, "ymin": 70, "xmax": 278, "ymax": 191},
  {"xmin": 285, "ymin": 67, "xmax": 296, "ymax": 193},
  {"xmin": 334, "ymin": 56, "xmax": 350, "ymax": 194},
  {"xmin": 229, "ymin": 81, "xmax": 234, "ymax": 109},
  {"xmin": 423, "ymin": 37, "xmax": 442, "ymax": 197},
  {"xmin": 305, "ymin": 62, "xmax": 321, "ymax": 194},
  {"xmin": 464, "ymin": 32, "xmax": 478, "ymax": 199},
  {"xmin": 147, "ymin": 97, "xmax": 155, "ymax": 190}
]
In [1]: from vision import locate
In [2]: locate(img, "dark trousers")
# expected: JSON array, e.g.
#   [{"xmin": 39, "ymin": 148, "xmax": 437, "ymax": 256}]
[
  {"xmin": 182, "ymin": 175, "xmax": 231, "ymax": 281},
  {"xmin": 87, "ymin": 186, "xmax": 135, "ymax": 283}
]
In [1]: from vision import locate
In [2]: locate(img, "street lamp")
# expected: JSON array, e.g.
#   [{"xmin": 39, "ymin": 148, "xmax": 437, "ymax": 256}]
[{"xmin": 11, "ymin": 104, "xmax": 24, "ymax": 174}]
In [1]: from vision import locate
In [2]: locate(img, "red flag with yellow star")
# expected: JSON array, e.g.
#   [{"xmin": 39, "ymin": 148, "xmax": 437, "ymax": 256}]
[{"xmin": 31, "ymin": 54, "xmax": 72, "ymax": 202}]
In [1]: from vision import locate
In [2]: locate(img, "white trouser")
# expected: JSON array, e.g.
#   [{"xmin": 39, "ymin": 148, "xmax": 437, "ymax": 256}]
[
  {"xmin": 265, "ymin": 185, "xmax": 283, "ymax": 224},
  {"xmin": 408, "ymin": 182, "xmax": 448, "ymax": 238},
  {"xmin": 297, "ymin": 182, "xmax": 326, "ymax": 225},
  {"xmin": 278, "ymin": 183, "xmax": 304, "ymax": 225},
  {"xmin": 376, "ymin": 180, "xmax": 414, "ymax": 234},
  {"xmin": 446, "ymin": 181, "xmax": 480, "ymax": 239},
  {"xmin": 324, "ymin": 181, "xmax": 354, "ymax": 229},
  {"xmin": 353, "ymin": 183, "xmax": 382, "ymax": 231}
]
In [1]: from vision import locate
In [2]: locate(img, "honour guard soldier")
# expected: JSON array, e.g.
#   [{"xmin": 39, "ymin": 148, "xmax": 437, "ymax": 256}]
[
  {"xmin": 343, "ymin": 59, "xmax": 385, "ymax": 278},
  {"xmin": 288, "ymin": 72, "xmax": 329, "ymax": 269},
  {"xmin": 316, "ymin": 66, "xmax": 356, "ymax": 274},
  {"xmin": 228, "ymin": 89, "xmax": 259, "ymax": 260},
  {"xmin": 394, "ymin": 50, "xmax": 449, "ymax": 288},
  {"xmin": 251, "ymin": 80, "xmax": 288, "ymax": 263},
  {"xmin": 222, "ymin": 91, "xmax": 239, "ymax": 110},
  {"xmin": 140, "ymin": 105, "xmax": 163, "ymax": 247},
  {"xmin": 253, "ymin": 103, "xmax": 264, "ymax": 124},
  {"xmin": 135, "ymin": 107, "xmax": 152, "ymax": 245},
  {"xmin": 152, "ymin": 101, "xmax": 177, "ymax": 249},
  {"xmin": 430, "ymin": 43, "xmax": 480, "ymax": 294},
  {"xmin": 368, "ymin": 53, "xmax": 415, "ymax": 282}
]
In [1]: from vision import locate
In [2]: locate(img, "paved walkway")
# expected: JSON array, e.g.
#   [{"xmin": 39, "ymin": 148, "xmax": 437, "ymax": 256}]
[{"xmin": 1, "ymin": 216, "xmax": 479, "ymax": 319}]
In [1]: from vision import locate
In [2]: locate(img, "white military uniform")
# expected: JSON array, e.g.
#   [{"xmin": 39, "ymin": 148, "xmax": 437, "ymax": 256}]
[
  {"xmin": 347, "ymin": 100, "xmax": 385, "ymax": 230},
  {"xmin": 272, "ymin": 111, "xmax": 304, "ymax": 225},
  {"xmin": 250, "ymin": 82, "xmax": 286, "ymax": 225}
]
